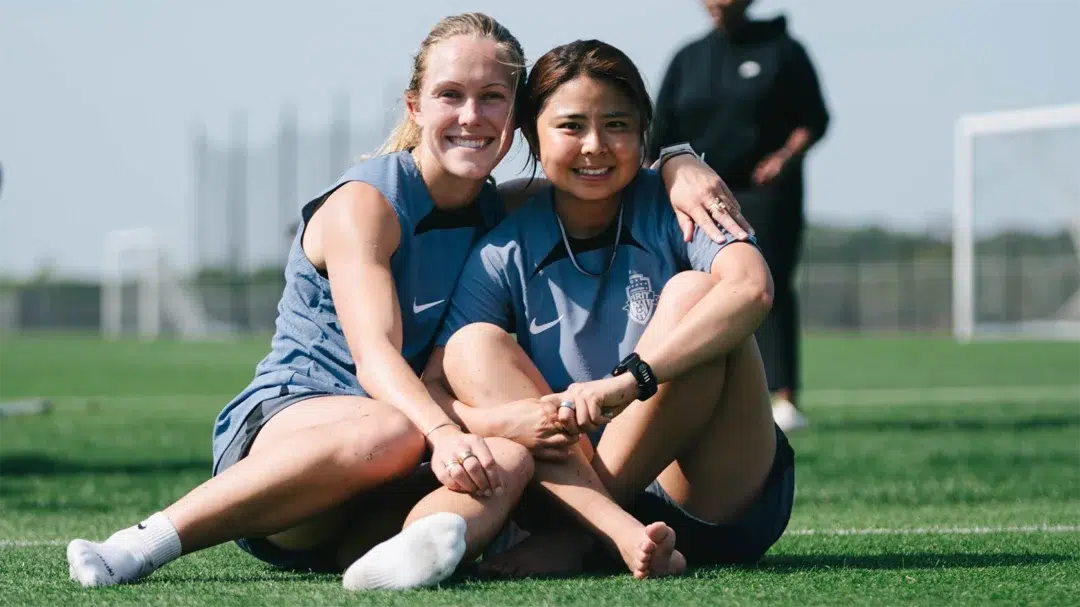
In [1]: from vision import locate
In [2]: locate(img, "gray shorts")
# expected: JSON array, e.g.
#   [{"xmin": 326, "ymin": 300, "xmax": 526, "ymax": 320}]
[
  {"xmin": 587, "ymin": 424, "xmax": 795, "ymax": 570},
  {"xmin": 638, "ymin": 425, "xmax": 794, "ymax": 566},
  {"xmin": 213, "ymin": 387, "xmax": 332, "ymax": 476},
  {"xmin": 213, "ymin": 388, "xmax": 342, "ymax": 571}
]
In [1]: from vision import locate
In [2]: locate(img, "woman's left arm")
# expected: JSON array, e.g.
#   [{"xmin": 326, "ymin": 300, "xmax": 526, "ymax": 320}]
[
  {"xmin": 754, "ymin": 42, "xmax": 831, "ymax": 185},
  {"xmin": 495, "ymin": 155, "xmax": 753, "ymax": 243},
  {"xmin": 658, "ymin": 154, "xmax": 755, "ymax": 243},
  {"xmin": 786, "ymin": 41, "xmax": 830, "ymax": 147}
]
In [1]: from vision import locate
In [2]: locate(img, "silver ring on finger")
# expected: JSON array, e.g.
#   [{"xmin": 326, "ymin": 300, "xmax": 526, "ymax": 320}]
[{"xmin": 559, "ymin": 400, "xmax": 576, "ymax": 411}]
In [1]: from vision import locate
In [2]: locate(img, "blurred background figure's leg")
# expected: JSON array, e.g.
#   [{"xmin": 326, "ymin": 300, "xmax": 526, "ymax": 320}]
[{"xmin": 738, "ymin": 186, "xmax": 808, "ymax": 432}]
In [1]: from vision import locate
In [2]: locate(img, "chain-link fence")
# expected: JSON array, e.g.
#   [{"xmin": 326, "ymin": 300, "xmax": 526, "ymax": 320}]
[{"xmin": 4, "ymin": 249, "xmax": 1076, "ymax": 336}]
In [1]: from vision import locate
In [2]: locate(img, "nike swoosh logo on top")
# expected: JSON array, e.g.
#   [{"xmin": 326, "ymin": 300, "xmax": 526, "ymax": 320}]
[
  {"xmin": 529, "ymin": 315, "xmax": 564, "ymax": 335},
  {"xmin": 413, "ymin": 299, "xmax": 445, "ymax": 314}
]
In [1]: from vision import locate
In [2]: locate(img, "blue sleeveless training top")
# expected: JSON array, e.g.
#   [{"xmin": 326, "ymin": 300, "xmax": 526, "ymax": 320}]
[{"xmin": 212, "ymin": 151, "xmax": 503, "ymax": 470}]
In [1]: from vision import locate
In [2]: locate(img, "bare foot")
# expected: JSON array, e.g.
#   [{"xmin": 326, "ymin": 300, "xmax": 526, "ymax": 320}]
[
  {"xmin": 621, "ymin": 522, "xmax": 686, "ymax": 580},
  {"xmin": 480, "ymin": 528, "xmax": 591, "ymax": 578}
]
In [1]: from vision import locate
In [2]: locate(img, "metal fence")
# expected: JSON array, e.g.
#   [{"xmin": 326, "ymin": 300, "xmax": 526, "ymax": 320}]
[{"xmin": 3, "ymin": 253, "xmax": 1076, "ymax": 336}]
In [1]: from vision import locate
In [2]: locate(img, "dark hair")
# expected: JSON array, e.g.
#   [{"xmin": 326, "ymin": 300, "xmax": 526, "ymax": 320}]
[{"xmin": 520, "ymin": 40, "xmax": 653, "ymax": 174}]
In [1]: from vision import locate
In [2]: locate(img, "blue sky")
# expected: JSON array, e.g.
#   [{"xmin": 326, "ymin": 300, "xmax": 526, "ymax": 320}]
[{"xmin": 1, "ymin": 0, "xmax": 1078, "ymax": 278}]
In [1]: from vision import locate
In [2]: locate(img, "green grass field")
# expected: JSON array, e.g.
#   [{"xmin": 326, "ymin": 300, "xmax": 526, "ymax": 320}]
[{"xmin": 1, "ymin": 334, "xmax": 1078, "ymax": 605}]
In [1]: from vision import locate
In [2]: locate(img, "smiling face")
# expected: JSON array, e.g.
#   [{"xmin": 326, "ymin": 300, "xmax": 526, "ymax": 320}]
[
  {"xmin": 408, "ymin": 35, "xmax": 517, "ymax": 181},
  {"xmin": 534, "ymin": 75, "xmax": 642, "ymax": 207}
]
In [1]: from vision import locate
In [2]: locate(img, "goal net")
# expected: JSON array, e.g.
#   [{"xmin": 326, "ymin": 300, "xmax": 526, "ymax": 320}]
[
  {"xmin": 953, "ymin": 103, "xmax": 1080, "ymax": 341},
  {"xmin": 101, "ymin": 228, "xmax": 220, "ymax": 339}
]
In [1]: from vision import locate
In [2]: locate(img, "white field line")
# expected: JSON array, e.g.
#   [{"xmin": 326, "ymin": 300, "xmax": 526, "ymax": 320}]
[
  {"xmin": 786, "ymin": 524, "xmax": 1080, "ymax": 537},
  {"xmin": 30, "ymin": 385, "xmax": 1080, "ymax": 409},
  {"xmin": 1, "ymin": 539, "xmax": 66, "ymax": 548},
  {"xmin": 4, "ymin": 524, "xmax": 1077, "ymax": 549},
  {"xmin": 800, "ymin": 385, "xmax": 1079, "ymax": 407}
]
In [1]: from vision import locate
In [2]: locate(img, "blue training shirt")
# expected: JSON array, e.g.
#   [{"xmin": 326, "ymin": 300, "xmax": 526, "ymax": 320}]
[
  {"xmin": 212, "ymin": 151, "xmax": 504, "ymax": 471},
  {"xmin": 437, "ymin": 169, "xmax": 745, "ymax": 392}
]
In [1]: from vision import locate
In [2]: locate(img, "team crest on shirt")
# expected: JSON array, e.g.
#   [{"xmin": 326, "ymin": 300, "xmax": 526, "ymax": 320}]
[{"xmin": 624, "ymin": 272, "xmax": 656, "ymax": 325}]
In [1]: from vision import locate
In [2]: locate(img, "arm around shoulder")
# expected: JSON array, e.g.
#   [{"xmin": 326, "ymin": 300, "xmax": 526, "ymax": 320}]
[{"xmin": 786, "ymin": 40, "xmax": 830, "ymax": 143}]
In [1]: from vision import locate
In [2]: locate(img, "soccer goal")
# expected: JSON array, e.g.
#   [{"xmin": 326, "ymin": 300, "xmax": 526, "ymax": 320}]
[
  {"xmin": 952, "ymin": 103, "xmax": 1080, "ymax": 342},
  {"xmin": 101, "ymin": 228, "xmax": 220, "ymax": 339}
]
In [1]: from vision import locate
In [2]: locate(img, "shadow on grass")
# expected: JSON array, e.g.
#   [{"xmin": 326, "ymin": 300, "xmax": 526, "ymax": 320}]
[
  {"xmin": 0, "ymin": 454, "xmax": 210, "ymax": 477},
  {"xmin": 464, "ymin": 552, "xmax": 1074, "ymax": 584},
  {"xmin": 146, "ymin": 552, "xmax": 1075, "ymax": 586},
  {"xmin": 147, "ymin": 572, "xmax": 336, "ymax": 585},
  {"xmin": 755, "ymin": 552, "xmax": 1072, "ymax": 572},
  {"xmin": 811, "ymin": 414, "xmax": 1079, "ymax": 433}
]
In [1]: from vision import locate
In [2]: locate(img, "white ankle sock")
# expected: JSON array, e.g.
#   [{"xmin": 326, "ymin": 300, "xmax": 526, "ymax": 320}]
[
  {"xmin": 342, "ymin": 512, "xmax": 467, "ymax": 591},
  {"xmin": 124, "ymin": 512, "xmax": 183, "ymax": 569},
  {"xmin": 67, "ymin": 512, "xmax": 182, "ymax": 587}
]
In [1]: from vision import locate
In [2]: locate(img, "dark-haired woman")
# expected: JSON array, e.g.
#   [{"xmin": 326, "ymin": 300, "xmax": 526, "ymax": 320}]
[{"xmin": 423, "ymin": 39, "xmax": 795, "ymax": 578}]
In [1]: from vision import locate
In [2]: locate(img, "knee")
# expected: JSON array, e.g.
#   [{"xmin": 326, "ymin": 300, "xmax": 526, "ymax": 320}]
[
  {"xmin": 483, "ymin": 437, "xmax": 535, "ymax": 494},
  {"xmin": 657, "ymin": 271, "xmax": 718, "ymax": 315},
  {"xmin": 443, "ymin": 322, "xmax": 515, "ymax": 376},
  {"xmin": 333, "ymin": 404, "xmax": 424, "ymax": 477},
  {"xmin": 445, "ymin": 323, "xmax": 514, "ymax": 358}
]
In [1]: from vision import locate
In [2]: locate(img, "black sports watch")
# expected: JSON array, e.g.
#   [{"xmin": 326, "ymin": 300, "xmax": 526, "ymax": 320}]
[{"xmin": 612, "ymin": 352, "xmax": 658, "ymax": 401}]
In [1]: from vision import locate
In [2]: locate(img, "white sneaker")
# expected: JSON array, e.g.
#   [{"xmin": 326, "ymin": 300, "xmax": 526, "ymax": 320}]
[{"xmin": 772, "ymin": 399, "xmax": 808, "ymax": 432}]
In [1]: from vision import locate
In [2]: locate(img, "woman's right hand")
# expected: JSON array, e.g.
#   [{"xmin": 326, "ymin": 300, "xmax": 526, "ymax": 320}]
[
  {"xmin": 488, "ymin": 398, "xmax": 577, "ymax": 461},
  {"xmin": 428, "ymin": 426, "xmax": 502, "ymax": 497}
]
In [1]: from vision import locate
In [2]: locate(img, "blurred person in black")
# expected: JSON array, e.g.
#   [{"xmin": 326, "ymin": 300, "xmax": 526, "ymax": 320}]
[{"xmin": 648, "ymin": 0, "xmax": 829, "ymax": 431}]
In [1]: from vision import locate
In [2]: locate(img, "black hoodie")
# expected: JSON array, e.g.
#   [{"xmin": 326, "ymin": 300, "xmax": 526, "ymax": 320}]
[{"xmin": 648, "ymin": 16, "xmax": 830, "ymax": 193}]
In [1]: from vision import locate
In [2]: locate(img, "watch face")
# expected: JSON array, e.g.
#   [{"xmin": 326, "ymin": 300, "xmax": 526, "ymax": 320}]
[{"xmin": 637, "ymin": 362, "xmax": 652, "ymax": 381}]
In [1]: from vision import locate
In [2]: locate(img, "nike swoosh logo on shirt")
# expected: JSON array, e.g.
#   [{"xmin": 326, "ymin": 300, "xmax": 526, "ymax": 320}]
[
  {"xmin": 413, "ymin": 299, "xmax": 445, "ymax": 314},
  {"xmin": 529, "ymin": 315, "xmax": 564, "ymax": 335}
]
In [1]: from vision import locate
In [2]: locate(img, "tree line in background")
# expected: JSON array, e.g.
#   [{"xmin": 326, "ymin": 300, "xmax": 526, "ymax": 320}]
[{"xmin": 2, "ymin": 224, "xmax": 1075, "ymax": 289}]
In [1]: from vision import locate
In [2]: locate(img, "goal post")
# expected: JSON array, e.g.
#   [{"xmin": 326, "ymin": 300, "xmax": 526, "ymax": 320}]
[
  {"xmin": 102, "ymin": 228, "xmax": 162, "ymax": 339},
  {"xmin": 952, "ymin": 103, "xmax": 1080, "ymax": 342},
  {"xmin": 101, "ymin": 227, "xmax": 222, "ymax": 339}
]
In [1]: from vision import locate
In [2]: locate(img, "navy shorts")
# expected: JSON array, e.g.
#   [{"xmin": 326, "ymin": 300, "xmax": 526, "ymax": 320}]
[
  {"xmin": 588, "ymin": 424, "xmax": 795, "ymax": 570},
  {"xmin": 214, "ymin": 388, "xmax": 343, "ymax": 572}
]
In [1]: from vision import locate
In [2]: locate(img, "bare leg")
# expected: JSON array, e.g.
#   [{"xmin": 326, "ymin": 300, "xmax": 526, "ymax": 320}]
[
  {"xmin": 170, "ymin": 396, "xmax": 532, "ymax": 565},
  {"xmin": 337, "ymin": 437, "xmax": 535, "ymax": 589},
  {"xmin": 67, "ymin": 396, "xmax": 427, "ymax": 587},
  {"xmin": 444, "ymin": 324, "xmax": 685, "ymax": 579},
  {"xmin": 163, "ymin": 396, "xmax": 425, "ymax": 554},
  {"xmin": 595, "ymin": 271, "xmax": 777, "ymax": 524},
  {"xmin": 333, "ymin": 437, "xmax": 534, "ymax": 567},
  {"xmin": 444, "ymin": 270, "xmax": 778, "ymax": 567}
]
